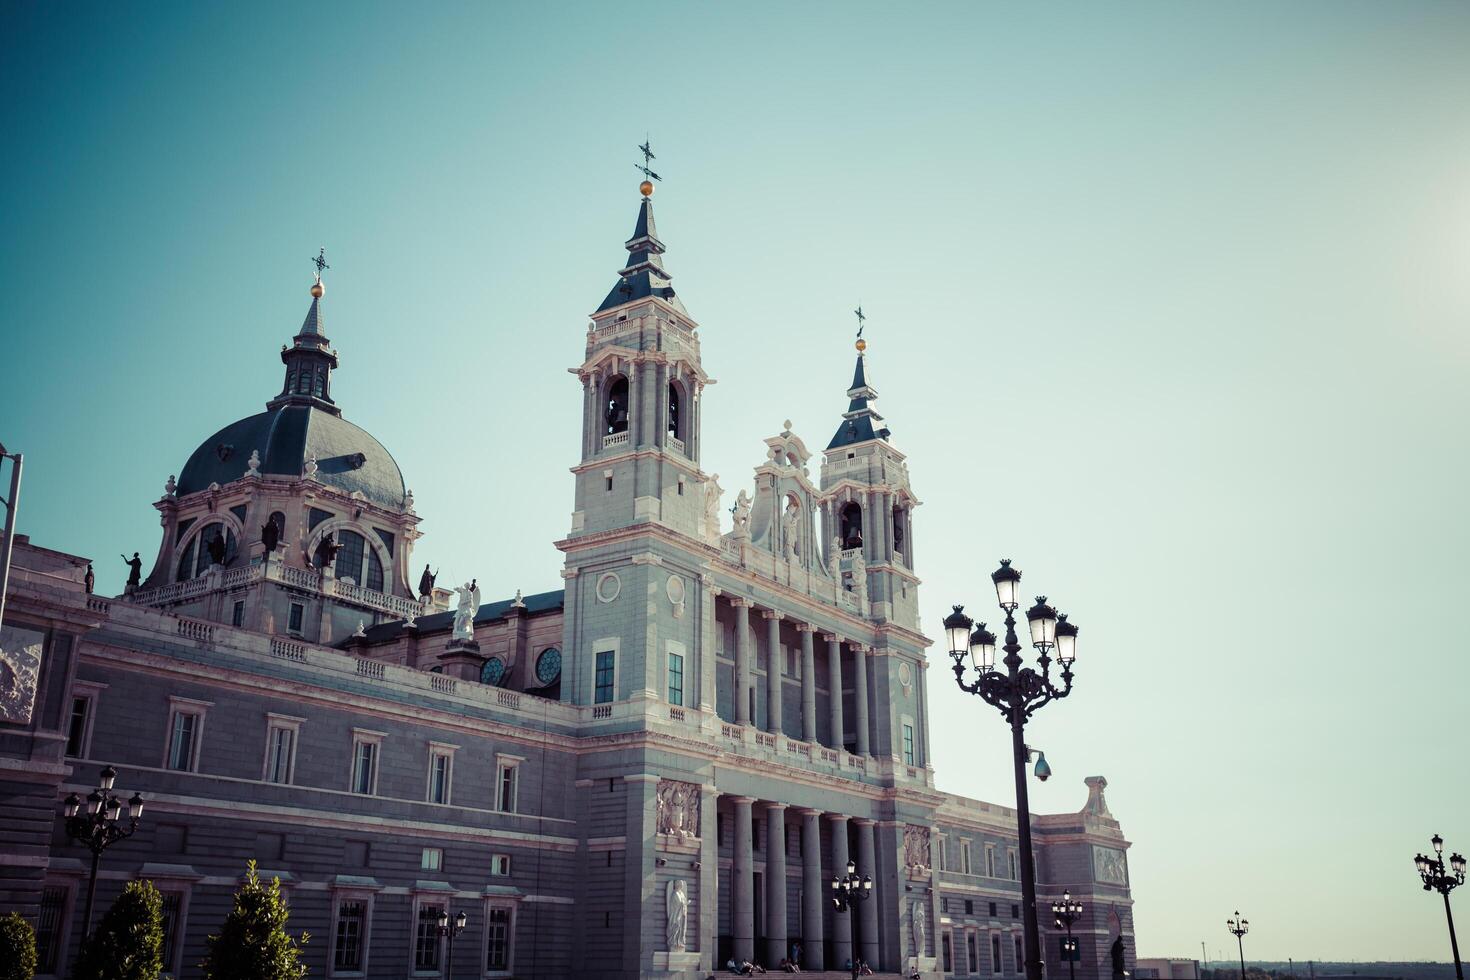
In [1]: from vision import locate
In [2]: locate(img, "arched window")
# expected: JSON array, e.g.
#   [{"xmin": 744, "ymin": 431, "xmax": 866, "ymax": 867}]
[
  {"xmin": 315, "ymin": 529, "xmax": 384, "ymax": 590},
  {"xmin": 893, "ymin": 506, "xmax": 906, "ymax": 553},
  {"xmin": 667, "ymin": 382, "xmax": 682, "ymax": 441},
  {"xmin": 840, "ymin": 502, "xmax": 863, "ymax": 550},
  {"xmin": 605, "ymin": 376, "xmax": 630, "ymax": 434},
  {"xmin": 176, "ymin": 522, "xmax": 238, "ymax": 581},
  {"xmin": 296, "ymin": 369, "xmax": 311, "ymax": 394},
  {"xmin": 285, "ymin": 369, "xmax": 297, "ymax": 394},
  {"xmin": 312, "ymin": 366, "xmax": 326, "ymax": 397}
]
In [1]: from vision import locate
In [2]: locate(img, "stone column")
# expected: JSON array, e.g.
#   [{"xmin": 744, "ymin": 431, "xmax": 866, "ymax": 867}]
[
  {"xmin": 825, "ymin": 634, "xmax": 844, "ymax": 750},
  {"xmin": 733, "ymin": 797, "xmax": 756, "ymax": 962},
  {"xmin": 855, "ymin": 818, "xmax": 881, "ymax": 971},
  {"xmin": 798, "ymin": 624, "xmax": 817, "ymax": 743},
  {"xmin": 828, "ymin": 814, "xmax": 852, "ymax": 970},
  {"xmin": 733, "ymin": 599, "xmax": 753, "ymax": 725},
  {"xmin": 699, "ymin": 784, "xmax": 720, "ymax": 972},
  {"xmin": 853, "ymin": 646, "xmax": 871, "ymax": 756},
  {"xmin": 699, "ymin": 582, "xmax": 719, "ymax": 714},
  {"xmin": 764, "ymin": 611, "xmax": 784, "ymax": 734},
  {"xmin": 800, "ymin": 809, "xmax": 825, "ymax": 970},
  {"xmin": 765, "ymin": 803, "xmax": 788, "ymax": 968}
]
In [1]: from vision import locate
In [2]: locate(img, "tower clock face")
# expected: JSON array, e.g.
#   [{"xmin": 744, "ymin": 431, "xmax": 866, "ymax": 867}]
[{"xmin": 0, "ymin": 626, "xmax": 44, "ymax": 725}]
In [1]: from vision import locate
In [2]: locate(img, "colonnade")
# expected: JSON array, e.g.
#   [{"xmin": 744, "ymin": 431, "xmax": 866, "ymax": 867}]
[
  {"xmin": 725, "ymin": 796, "xmax": 883, "ymax": 972},
  {"xmin": 724, "ymin": 597, "xmax": 875, "ymax": 757}
]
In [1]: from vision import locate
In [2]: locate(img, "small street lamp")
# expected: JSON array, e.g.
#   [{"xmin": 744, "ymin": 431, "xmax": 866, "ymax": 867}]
[
  {"xmin": 830, "ymin": 859, "xmax": 872, "ymax": 980},
  {"xmin": 435, "ymin": 909, "xmax": 468, "ymax": 980},
  {"xmin": 945, "ymin": 558, "xmax": 1079, "ymax": 980},
  {"xmin": 1052, "ymin": 891, "xmax": 1084, "ymax": 980},
  {"xmin": 61, "ymin": 765, "xmax": 144, "ymax": 940},
  {"xmin": 1226, "ymin": 911, "xmax": 1249, "ymax": 980},
  {"xmin": 1415, "ymin": 834, "xmax": 1466, "ymax": 980}
]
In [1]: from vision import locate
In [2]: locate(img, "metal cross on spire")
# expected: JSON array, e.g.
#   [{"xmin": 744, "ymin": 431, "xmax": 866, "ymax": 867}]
[
  {"xmin": 311, "ymin": 248, "xmax": 330, "ymax": 280},
  {"xmin": 854, "ymin": 305, "xmax": 866, "ymax": 339},
  {"xmin": 636, "ymin": 138, "xmax": 662, "ymax": 183}
]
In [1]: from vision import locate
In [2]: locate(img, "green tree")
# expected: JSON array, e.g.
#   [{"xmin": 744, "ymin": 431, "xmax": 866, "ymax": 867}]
[
  {"xmin": 202, "ymin": 862, "xmax": 308, "ymax": 980},
  {"xmin": 71, "ymin": 879, "xmax": 164, "ymax": 980},
  {"xmin": 0, "ymin": 911, "xmax": 38, "ymax": 980}
]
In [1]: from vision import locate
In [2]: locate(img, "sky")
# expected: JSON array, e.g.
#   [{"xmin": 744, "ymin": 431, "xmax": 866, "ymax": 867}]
[{"xmin": 3, "ymin": 0, "xmax": 1469, "ymax": 962}]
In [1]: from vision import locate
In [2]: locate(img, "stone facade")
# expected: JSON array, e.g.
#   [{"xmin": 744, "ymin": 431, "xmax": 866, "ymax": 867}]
[{"xmin": 0, "ymin": 186, "xmax": 1134, "ymax": 980}]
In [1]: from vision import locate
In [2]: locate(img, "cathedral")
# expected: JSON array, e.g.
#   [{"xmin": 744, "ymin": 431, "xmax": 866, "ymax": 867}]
[{"xmin": 0, "ymin": 176, "xmax": 1135, "ymax": 979}]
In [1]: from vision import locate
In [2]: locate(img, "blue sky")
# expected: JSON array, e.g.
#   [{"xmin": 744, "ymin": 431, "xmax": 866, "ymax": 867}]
[{"xmin": 3, "ymin": 0, "xmax": 1469, "ymax": 961}]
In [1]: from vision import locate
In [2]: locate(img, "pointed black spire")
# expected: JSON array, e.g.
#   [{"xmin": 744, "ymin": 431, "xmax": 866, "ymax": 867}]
[
  {"xmin": 266, "ymin": 259, "xmax": 341, "ymax": 415},
  {"xmin": 827, "ymin": 335, "xmax": 889, "ymax": 450},
  {"xmin": 597, "ymin": 185, "xmax": 687, "ymax": 315}
]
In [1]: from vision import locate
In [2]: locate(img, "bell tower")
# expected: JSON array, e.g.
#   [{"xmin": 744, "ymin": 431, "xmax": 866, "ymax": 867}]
[
  {"xmin": 567, "ymin": 173, "xmax": 712, "ymax": 541},
  {"xmin": 819, "ymin": 331, "xmax": 921, "ymax": 629}
]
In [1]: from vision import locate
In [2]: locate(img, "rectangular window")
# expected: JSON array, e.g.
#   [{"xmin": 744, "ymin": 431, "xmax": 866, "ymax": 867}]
[
  {"xmin": 490, "ymin": 853, "xmax": 511, "ymax": 876},
  {"xmin": 992, "ymin": 933, "xmax": 1003, "ymax": 975},
  {"xmin": 421, "ymin": 847, "xmax": 443, "ymax": 871},
  {"xmin": 943, "ymin": 932, "xmax": 954, "ymax": 973},
  {"xmin": 1011, "ymin": 904, "xmax": 1019, "ymax": 919},
  {"xmin": 967, "ymin": 935, "xmax": 978, "ymax": 974},
  {"xmin": 288, "ymin": 602, "xmax": 305, "ymax": 633},
  {"xmin": 902, "ymin": 723, "xmax": 916, "ymax": 765},
  {"xmin": 429, "ymin": 753, "xmax": 451, "ymax": 805},
  {"xmin": 486, "ymin": 905, "xmax": 512, "ymax": 971},
  {"xmin": 937, "ymin": 836, "xmax": 947, "ymax": 872},
  {"xmin": 159, "ymin": 892, "xmax": 183, "ymax": 975},
  {"xmin": 37, "ymin": 885, "xmax": 67, "ymax": 974},
  {"xmin": 414, "ymin": 903, "xmax": 443, "ymax": 972},
  {"xmin": 351, "ymin": 735, "xmax": 380, "ymax": 795},
  {"xmin": 1015, "ymin": 935, "xmax": 1024, "ymax": 974},
  {"xmin": 167, "ymin": 710, "xmax": 201, "ymax": 771},
  {"xmin": 497, "ymin": 764, "xmax": 518, "ymax": 813},
  {"xmin": 265, "ymin": 723, "xmax": 297, "ymax": 784},
  {"xmin": 965, "ymin": 899, "xmax": 974, "ymax": 915},
  {"xmin": 961, "ymin": 840, "xmax": 972, "ymax": 875},
  {"xmin": 232, "ymin": 600, "xmax": 245, "ymax": 627},
  {"xmin": 1008, "ymin": 849, "xmax": 1018, "ymax": 881},
  {"xmin": 667, "ymin": 651, "xmax": 684, "ymax": 706},
  {"xmin": 989, "ymin": 901, "xmax": 997, "ymax": 917},
  {"xmin": 66, "ymin": 696, "xmax": 91, "ymax": 758},
  {"xmin": 594, "ymin": 650, "xmax": 615, "ymax": 703},
  {"xmin": 985, "ymin": 845, "xmax": 996, "ymax": 878},
  {"xmin": 334, "ymin": 900, "xmax": 366, "ymax": 973}
]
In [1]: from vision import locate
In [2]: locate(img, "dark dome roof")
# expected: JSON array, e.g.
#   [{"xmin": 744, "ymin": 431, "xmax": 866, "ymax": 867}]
[{"xmin": 177, "ymin": 404, "xmax": 406, "ymax": 509}]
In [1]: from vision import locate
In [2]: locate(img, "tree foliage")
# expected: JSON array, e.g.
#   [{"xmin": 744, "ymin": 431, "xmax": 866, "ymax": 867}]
[
  {"xmin": 202, "ymin": 861, "xmax": 308, "ymax": 980},
  {"xmin": 72, "ymin": 879, "xmax": 164, "ymax": 980},
  {"xmin": 0, "ymin": 911, "xmax": 38, "ymax": 980}
]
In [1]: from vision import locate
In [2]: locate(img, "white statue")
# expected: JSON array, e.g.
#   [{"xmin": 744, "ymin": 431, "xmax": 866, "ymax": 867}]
[
  {"xmin": 511, "ymin": 589, "xmax": 525, "ymax": 608},
  {"xmin": 164, "ymin": 474, "xmax": 177, "ymax": 498},
  {"xmin": 403, "ymin": 609, "xmax": 417, "ymax": 629},
  {"xmin": 666, "ymin": 879, "xmax": 689, "ymax": 953},
  {"xmin": 703, "ymin": 474, "xmax": 724, "ymax": 542},
  {"xmin": 913, "ymin": 901, "xmax": 927, "ymax": 956},
  {"xmin": 352, "ymin": 620, "xmax": 366, "ymax": 638},
  {"xmin": 452, "ymin": 581, "xmax": 480, "ymax": 641},
  {"xmin": 404, "ymin": 488, "xmax": 415, "ymax": 512},
  {"xmin": 245, "ymin": 449, "xmax": 261, "ymax": 477},
  {"xmin": 304, "ymin": 452, "xmax": 319, "ymax": 479},
  {"xmin": 731, "ymin": 490, "xmax": 752, "ymax": 536},
  {"xmin": 782, "ymin": 499, "xmax": 801, "ymax": 559}
]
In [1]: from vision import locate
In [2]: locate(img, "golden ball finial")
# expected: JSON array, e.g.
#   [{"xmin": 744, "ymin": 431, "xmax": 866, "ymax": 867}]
[
  {"xmin": 855, "ymin": 338, "xmax": 867, "ymax": 353},
  {"xmin": 640, "ymin": 180, "xmax": 655, "ymax": 197},
  {"xmin": 310, "ymin": 279, "xmax": 325, "ymax": 299}
]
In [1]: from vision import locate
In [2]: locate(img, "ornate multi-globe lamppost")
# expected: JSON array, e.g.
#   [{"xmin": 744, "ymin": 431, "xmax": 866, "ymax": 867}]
[
  {"xmin": 434, "ymin": 909, "xmax": 469, "ymax": 980},
  {"xmin": 1052, "ymin": 891, "xmax": 1084, "ymax": 980},
  {"xmin": 944, "ymin": 559, "xmax": 1079, "ymax": 980},
  {"xmin": 1415, "ymin": 834, "xmax": 1466, "ymax": 980},
  {"xmin": 61, "ymin": 765, "xmax": 145, "ymax": 940},
  {"xmin": 1226, "ymin": 911, "xmax": 1249, "ymax": 980},
  {"xmin": 830, "ymin": 859, "xmax": 872, "ymax": 980}
]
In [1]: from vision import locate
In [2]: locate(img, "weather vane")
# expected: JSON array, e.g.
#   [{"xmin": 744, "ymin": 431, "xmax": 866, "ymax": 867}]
[
  {"xmin": 854, "ymin": 305, "xmax": 866, "ymax": 339},
  {"xmin": 636, "ymin": 138, "xmax": 662, "ymax": 184},
  {"xmin": 311, "ymin": 247, "xmax": 330, "ymax": 281}
]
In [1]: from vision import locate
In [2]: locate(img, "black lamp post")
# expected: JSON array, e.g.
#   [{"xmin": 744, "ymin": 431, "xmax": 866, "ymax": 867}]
[
  {"xmin": 1226, "ymin": 911, "xmax": 1249, "ymax": 980},
  {"xmin": 1415, "ymin": 834, "xmax": 1466, "ymax": 980},
  {"xmin": 435, "ymin": 909, "xmax": 468, "ymax": 980},
  {"xmin": 944, "ymin": 559, "xmax": 1078, "ymax": 980},
  {"xmin": 61, "ymin": 765, "xmax": 144, "ymax": 940},
  {"xmin": 830, "ymin": 859, "xmax": 872, "ymax": 980},
  {"xmin": 1052, "ymin": 891, "xmax": 1084, "ymax": 980}
]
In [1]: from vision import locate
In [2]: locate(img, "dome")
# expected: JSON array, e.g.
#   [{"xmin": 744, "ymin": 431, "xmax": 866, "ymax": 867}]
[{"xmin": 176, "ymin": 404, "xmax": 406, "ymax": 509}]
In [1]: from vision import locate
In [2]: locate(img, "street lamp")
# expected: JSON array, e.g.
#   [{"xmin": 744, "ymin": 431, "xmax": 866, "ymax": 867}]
[
  {"xmin": 1415, "ymin": 834, "xmax": 1466, "ymax": 980},
  {"xmin": 1226, "ymin": 911, "xmax": 1249, "ymax": 980},
  {"xmin": 1052, "ymin": 891, "xmax": 1084, "ymax": 980},
  {"xmin": 60, "ymin": 765, "xmax": 144, "ymax": 940},
  {"xmin": 944, "ymin": 559, "xmax": 1079, "ymax": 980},
  {"xmin": 435, "ymin": 908, "xmax": 469, "ymax": 980},
  {"xmin": 830, "ymin": 858, "xmax": 872, "ymax": 980}
]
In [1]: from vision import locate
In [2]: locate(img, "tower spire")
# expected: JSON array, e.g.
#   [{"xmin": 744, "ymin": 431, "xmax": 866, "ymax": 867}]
[
  {"xmin": 266, "ymin": 249, "xmax": 341, "ymax": 415},
  {"xmin": 827, "ymin": 310, "xmax": 889, "ymax": 450},
  {"xmin": 596, "ymin": 142, "xmax": 685, "ymax": 314}
]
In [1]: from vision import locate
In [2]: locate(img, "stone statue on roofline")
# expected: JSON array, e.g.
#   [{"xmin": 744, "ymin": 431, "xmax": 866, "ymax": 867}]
[
  {"xmin": 452, "ymin": 580, "xmax": 480, "ymax": 641},
  {"xmin": 418, "ymin": 564, "xmax": 437, "ymax": 601}
]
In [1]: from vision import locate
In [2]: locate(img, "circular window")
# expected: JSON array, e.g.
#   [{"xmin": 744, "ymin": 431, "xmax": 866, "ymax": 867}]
[
  {"xmin": 666, "ymin": 574, "xmax": 686, "ymax": 606},
  {"xmin": 535, "ymin": 647, "xmax": 562, "ymax": 685},
  {"xmin": 596, "ymin": 572, "xmax": 621, "ymax": 603},
  {"xmin": 480, "ymin": 657, "xmax": 506, "ymax": 687}
]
